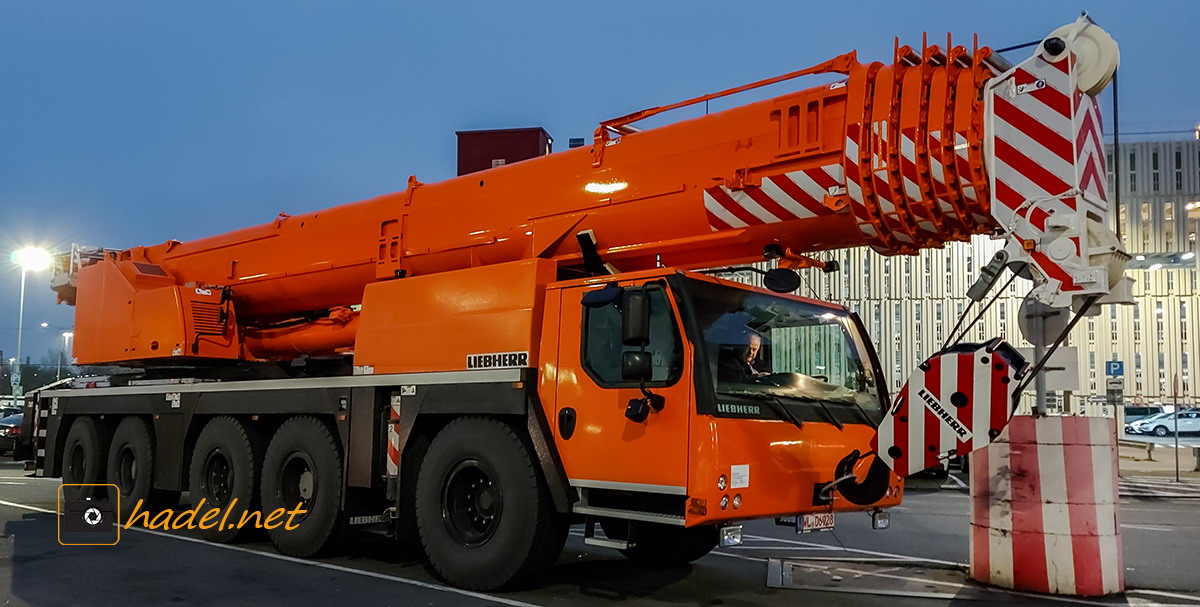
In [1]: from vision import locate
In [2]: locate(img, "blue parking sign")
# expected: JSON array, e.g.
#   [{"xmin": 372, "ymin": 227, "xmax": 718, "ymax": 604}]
[{"xmin": 1105, "ymin": 360, "xmax": 1124, "ymax": 376}]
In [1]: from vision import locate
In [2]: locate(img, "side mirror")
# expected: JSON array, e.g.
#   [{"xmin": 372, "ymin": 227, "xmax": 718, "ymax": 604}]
[
  {"xmin": 763, "ymin": 268, "xmax": 802, "ymax": 293},
  {"xmin": 622, "ymin": 351, "xmax": 653, "ymax": 381},
  {"xmin": 621, "ymin": 290, "xmax": 650, "ymax": 346}
]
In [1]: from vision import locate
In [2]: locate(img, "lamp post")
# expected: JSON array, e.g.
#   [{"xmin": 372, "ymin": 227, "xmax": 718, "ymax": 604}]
[{"xmin": 10, "ymin": 247, "xmax": 52, "ymax": 397}]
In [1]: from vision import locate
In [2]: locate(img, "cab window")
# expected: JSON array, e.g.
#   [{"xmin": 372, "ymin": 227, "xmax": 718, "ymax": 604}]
[{"xmin": 582, "ymin": 287, "xmax": 683, "ymax": 387}]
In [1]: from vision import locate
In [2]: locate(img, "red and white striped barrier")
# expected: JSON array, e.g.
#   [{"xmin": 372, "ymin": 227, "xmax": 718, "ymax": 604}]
[{"xmin": 970, "ymin": 415, "xmax": 1123, "ymax": 596}]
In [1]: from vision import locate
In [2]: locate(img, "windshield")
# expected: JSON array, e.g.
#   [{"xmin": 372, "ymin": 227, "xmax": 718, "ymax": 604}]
[{"xmin": 682, "ymin": 277, "xmax": 885, "ymax": 424}]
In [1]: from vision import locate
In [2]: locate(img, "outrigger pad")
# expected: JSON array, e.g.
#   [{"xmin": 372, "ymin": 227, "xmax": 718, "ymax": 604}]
[{"xmin": 872, "ymin": 339, "xmax": 1027, "ymax": 478}]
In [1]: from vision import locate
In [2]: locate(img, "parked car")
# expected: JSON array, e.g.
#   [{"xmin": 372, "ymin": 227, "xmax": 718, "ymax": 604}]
[
  {"xmin": 1124, "ymin": 405, "xmax": 1165, "ymax": 424},
  {"xmin": 1129, "ymin": 411, "xmax": 1176, "ymax": 434},
  {"xmin": 1141, "ymin": 410, "xmax": 1200, "ymax": 437},
  {"xmin": 0, "ymin": 413, "xmax": 21, "ymax": 456},
  {"xmin": 0, "ymin": 406, "xmax": 20, "ymax": 420}
]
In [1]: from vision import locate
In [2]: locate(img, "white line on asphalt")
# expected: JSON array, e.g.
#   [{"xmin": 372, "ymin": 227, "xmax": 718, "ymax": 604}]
[
  {"xmin": 1128, "ymin": 589, "xmax": 1200, "ymax": 603},
  {"xmin": 1121, "ymin": 524, "xmax": 1174, "ymax": 532},
  {"xmin": 0, "ymin": 481, "xmax": 26, "ymax": 485},
  {"xmin": 726, "ymin": 546, "xmax": 831, "ymax": 551},
  {"xmin": 709, "ymin": 551, "xmax": 765, "ymax": 563},
  {"xmin": 0, "ymin": 498, "xmax": 542, "ymax": 607},
  {"xmin": 743, "ymin": 534, "xmax": 962, "ymax": 568},
  {"xmin": 940, "ymin": 474, "xmax": 968, "ymax": 489}
]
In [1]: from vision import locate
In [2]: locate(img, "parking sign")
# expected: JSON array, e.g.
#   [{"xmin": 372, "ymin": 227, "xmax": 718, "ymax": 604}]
[{"xmin": 1105, "ymin": 360, "xmax": 1124, "ymax": 376}]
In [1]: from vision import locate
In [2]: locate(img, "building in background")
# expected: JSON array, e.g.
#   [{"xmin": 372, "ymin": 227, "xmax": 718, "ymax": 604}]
[{"xmin": 791, "ymin": 138, "xmax": 1200, "ymax": 415}]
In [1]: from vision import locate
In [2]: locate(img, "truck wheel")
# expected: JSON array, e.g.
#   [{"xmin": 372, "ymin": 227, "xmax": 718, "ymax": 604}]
[
  {"xmin": 415, "ymin": 417, "xmax": 566, "ymax": 591},
  {"xmin": 1154, "ymin": 425, "xmax": 1170, "ymax": 437},
  {"xmin": 106, "ymin": 417, "xmax": 178, "ymax": 521},
  {"xmin": 190, "ymin": 416, "xmax": 262, "ymax": 542},
  {"xmin": 260, "ymin": 417, "xmax": 343, "ymax": 557},
  {"xmin": 62, "ymin": 417, "xmax": 109, "ymax": 500},
  {"xmin": 605, "ymin": 521, "xmax": 718, "ymax": 565}
]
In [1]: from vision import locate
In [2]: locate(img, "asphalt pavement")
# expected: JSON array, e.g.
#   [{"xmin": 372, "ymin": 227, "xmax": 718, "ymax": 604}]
[{"xmin": 2, "ymin": 461, "xmax": 1199, "ymax": 606}]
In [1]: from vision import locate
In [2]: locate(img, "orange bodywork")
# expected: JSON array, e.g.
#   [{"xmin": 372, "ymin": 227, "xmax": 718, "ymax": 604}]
[{"xmin": 65, "ymin": 38, "xmax": 1002, "ymax": 366}]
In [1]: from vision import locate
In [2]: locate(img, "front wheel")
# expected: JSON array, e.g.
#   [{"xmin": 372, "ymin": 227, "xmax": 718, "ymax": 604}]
[
  {"xmin": 1154, "ymin": 425, "xmax": 1170, "ymax": 437},
  {"xmin": 61, "ymin": 417, "xmax": 109, "ymax": 500},
  {"xmin": 415, "ymin": 417, "xmax": 566, "ymax": 591}
]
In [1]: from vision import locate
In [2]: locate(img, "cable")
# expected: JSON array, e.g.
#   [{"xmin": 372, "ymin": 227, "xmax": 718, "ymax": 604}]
[{"xmin": 942, "ymin": 271, "xmax": 1020, "ymax": 351}]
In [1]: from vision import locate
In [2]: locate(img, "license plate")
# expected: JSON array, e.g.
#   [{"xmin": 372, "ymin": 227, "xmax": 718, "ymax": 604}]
[{"xmin": 797, "ymin": 512, "xmax": 835, "ymax": 533}]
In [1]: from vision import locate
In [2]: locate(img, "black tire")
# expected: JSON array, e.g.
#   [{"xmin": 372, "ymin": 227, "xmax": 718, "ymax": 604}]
[
  {"xmin": 1154, "ymin": 425, "xmax": 1170, "ymax": 437},
  {"xmin": 605, "ymin": 521, "xmax": 718, "ymax": 565},
  {"xmin": 190, "ymin": 416, "xmax": 263, "ymax": 542},
  {"xmin": 415, "ymin": 417, "xmax": 566, "ymax": 591},
  {"xmin": 61, "ymin": 417, "xmax": 109, "ymax": 500},
  {"xmin": 105, "ymin": 417, "xmax": 177, "ymax": 522},
  {"xmin": 260, "ymin": 417, "xmax": 343, "ymax": 557}
]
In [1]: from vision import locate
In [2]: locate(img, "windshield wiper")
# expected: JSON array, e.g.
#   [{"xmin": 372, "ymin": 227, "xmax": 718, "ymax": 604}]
[
  {"xmin": 751, "ymin": 391, "xmax": 846, "ymax": 431},
  {"xmin": 717, "ymin": 390, "xmax": 804, "ymax": 431}
]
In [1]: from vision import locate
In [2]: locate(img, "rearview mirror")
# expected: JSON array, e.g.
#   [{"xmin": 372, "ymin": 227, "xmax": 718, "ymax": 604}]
[
  {"xmin": 622, "ymin": 351, "xmax": 653, "ymax": 381},
  {"xmin": 622, "ymin": 290, "xmax": 650, "ymax": 347}
]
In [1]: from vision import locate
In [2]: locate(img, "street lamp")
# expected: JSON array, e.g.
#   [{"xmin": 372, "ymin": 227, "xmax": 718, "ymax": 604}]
[{"xmin": 10, "ymin": 247, "xmax": 52, "ymax": 397}]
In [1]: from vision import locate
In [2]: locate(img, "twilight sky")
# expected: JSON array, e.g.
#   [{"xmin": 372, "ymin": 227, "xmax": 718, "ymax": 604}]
[{"xmin": 1, "ymin": 1, "xmax": 1196, "ymax": 363}]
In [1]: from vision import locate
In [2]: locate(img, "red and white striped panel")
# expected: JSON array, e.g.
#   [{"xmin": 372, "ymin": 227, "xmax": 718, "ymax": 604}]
[
  {"xmin": 970, "ymin": 416, "xmax": 1123, "ymax": 597},
  {"xmin": 385, "ymin": 394, "xmax": 402, "ymax": 476},
  {"xmin": 873, "ymin": 341, "xmax": 1020, "ymax": 478},
  {"xmin": 703, "ymin": 165, "xmax": 840, "ymax": 231},
  {"xmin": 870, "ymin": 120, "xmax": 916, "ymax": 246},
  {"xmin": 1074, "ymin": 90, "xmax": 1108, "ymax": 212},
  {"xmin": 989, "ymin": 58, "xmax": 1077, "ymax": 238},
  {"xmin": 843, "ymin": 124, "xmax": 880, "ymax": 240}
]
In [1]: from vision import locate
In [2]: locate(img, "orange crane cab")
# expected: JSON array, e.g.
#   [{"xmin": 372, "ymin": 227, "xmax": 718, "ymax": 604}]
[{"xmin": 24, "ymin": 15, "xmax": 1125, "ymax": 592}]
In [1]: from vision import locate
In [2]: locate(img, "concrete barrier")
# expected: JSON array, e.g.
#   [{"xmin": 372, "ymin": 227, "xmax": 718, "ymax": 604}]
[
  {"xmin": 1118, "ymin": 438, "xmax": 1155, "ymax": 461},
  {"xmin": 970, "ymin": 416, "xmax": 1122, "ymax": 596}
]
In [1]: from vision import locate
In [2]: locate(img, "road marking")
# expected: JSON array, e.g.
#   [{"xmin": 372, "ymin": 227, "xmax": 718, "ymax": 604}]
[
  {"xmin": 0, "ymin": 481, "xmax": 26, "ymax": 485},
  {"xmin": 709, "ymin": 550, "xmax": 766, "ymax": 563},
  {"xmin": 940, "ymin": 474, "xmax": 968, "ymax": 489},
  {"xmin": 1128, "ymin": 589, "xmax": 1200, "ymax": 604},
  {"xmin": 0, "ymin": 498, "xmax": 542, "ymax": 607},
  {"xmin": 727, "ymin": 546, "xmax": 831, "ymax": 551},
  {"xmin": 1121, "ymin": 524, "xmax": 1173, "ymax": 532},
  {"xmin": 743, "ymin": 534, "xmax": 962, "ymax": 568}
]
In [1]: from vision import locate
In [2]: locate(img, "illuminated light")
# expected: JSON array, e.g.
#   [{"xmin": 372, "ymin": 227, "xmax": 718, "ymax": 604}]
[
  {"xmin": 10, "ymin": 247, "xmax": 52, "ymax": 271},
  {"xmin": 1148, "ymin": 263, "xmax": 1163, "ymax": 271},
  {"xmin": 1135, "ymin": 255, "xmax": 1146, "ymax": 261},
  {"xmin": 584, "ymin": 181, "xmax": 628, "ymax": 195},
  {"xmin": 1184, "ymin": 252, "xmax": 1196, "ymax": 260},
  {"xmin": 39, "ymin": 322, "xmax": 48, "ymax": 328}
]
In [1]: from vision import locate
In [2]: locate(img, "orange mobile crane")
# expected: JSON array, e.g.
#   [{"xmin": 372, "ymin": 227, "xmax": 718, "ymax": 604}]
[{"xmin": 25, "ymin": 15, "xmax": 1126, "ymax": 591}]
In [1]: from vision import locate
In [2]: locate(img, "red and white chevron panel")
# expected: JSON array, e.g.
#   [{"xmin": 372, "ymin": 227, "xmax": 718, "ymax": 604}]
[
  {"xmin": 1074, "ymin": 90, "xmax": 1108, "ymax": 212},
  {"xmin": 386, "ymin": 394, "xmax": 402, "ymax": 476},
  {"xmin": 970, "ymin": 416, "xmax": 1123, "ymax": 597},
  {"xmin": 703, "ymin": 165, "xmax": 839, "ymax": 231},
  {"xmin": 873, "ymin": 342, "xmax": 1020, "ymax": 478},
  {"xmin": 987, "ymin": 54, "xmax": 1092, "ymax": 295}
]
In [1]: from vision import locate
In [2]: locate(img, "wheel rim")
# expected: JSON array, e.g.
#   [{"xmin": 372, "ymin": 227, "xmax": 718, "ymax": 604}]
[
  {"xmin": 440, "ymin": 459, "xmax": 502, "ymax": 547},
  {"xmin": 116, "ymin": 444, "xmax": 138, "ymax": 497},
  {"xmin": 67, "ymin": 442, "xmax": 86, "ymax": 483},
  {"xmin": 278, "ymin": 450, "xmax": 315, "ymax": 522},
  {"xmin": 204, "ymin": 448, "xmax": 234, "ymax": 506}
]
